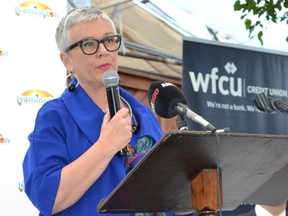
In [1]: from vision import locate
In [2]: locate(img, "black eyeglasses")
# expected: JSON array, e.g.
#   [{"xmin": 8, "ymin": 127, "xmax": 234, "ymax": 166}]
[{"xmin": 65, "ymin": 35, "xmax": 121, "ymax": 55}]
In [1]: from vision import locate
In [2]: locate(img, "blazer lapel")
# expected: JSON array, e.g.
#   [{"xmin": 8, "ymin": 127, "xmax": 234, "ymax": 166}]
[{"xmin": 61, "ymin": 86, "xmax": 104, "ymax": 144}]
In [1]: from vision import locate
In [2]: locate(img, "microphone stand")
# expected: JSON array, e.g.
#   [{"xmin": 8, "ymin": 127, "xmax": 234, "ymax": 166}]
[
  {"xmin": 176, "ymin": 113, "xmax": 229, "ymax": 133},
  {"xmin": 176, "ymin": 115, "xmax": 188, "ymax": 131},
  {"xmin": 175, "ymin": 113, "xmax": 229, "ymax": 216}
]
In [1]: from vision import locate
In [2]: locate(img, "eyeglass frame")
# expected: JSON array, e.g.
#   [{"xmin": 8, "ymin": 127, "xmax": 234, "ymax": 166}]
[{"xmin": 65, "ymin": 35, "xmax": 122, "ymax": 55}]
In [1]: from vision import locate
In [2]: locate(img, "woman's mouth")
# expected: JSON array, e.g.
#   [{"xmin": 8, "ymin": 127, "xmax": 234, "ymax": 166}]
[{"xmin": 98, "ymin": 63, "xmax": 110, "ymax": 70}]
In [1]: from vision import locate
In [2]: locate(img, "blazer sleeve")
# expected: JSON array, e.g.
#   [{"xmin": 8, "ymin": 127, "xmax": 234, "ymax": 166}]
[{"xmin": 22, "ymin": 100, "xmax": 73, "ymax": 215}]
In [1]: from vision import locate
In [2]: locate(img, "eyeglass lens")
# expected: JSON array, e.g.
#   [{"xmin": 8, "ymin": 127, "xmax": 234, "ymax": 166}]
[{"xmin": 81, "ymin": 36, "xmax": 120, "ymax": 55}]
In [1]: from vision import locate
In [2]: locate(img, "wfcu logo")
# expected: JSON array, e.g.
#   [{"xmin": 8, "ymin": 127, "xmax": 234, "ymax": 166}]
[
  {"xmin": 15, "ymin": 1, "xmax": 60, "ymax": 18},
  {"xmin": 17, "ymin": 90, "xmax": 53, "ymax": 105},
  {"xmin": 0, "ymin": 133, "xmax": 10, "ymax": 145},
  {"xmin": 0, "ymin": 47, "xmax": 9, "ymax": 57},
  {"xmin": 188, "ymin": 62, "xmax": 244, "ymax": 97}
]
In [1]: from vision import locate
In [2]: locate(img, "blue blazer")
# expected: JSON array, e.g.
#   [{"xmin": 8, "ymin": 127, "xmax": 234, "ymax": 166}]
[{"xmin": 23, "ymin": 86, "xmax": 164, "ymax": 216}]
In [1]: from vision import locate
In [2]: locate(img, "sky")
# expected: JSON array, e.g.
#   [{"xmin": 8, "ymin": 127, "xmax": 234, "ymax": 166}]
[{"xmin": 163, "ymin": 0, "xmax": 288, "ymax": 53}]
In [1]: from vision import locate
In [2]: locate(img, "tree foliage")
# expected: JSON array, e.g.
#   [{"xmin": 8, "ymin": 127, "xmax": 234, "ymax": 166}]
[{"xmin": 234, "ymin": 0, "xmax": 288, "ymax": 45}]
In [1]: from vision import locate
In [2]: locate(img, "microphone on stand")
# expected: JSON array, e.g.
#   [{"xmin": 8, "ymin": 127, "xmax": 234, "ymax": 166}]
[
  {"xmin": 147, "ymin": 81, "xmax": 216, "ymax": 132},
  {"xmin": 252, "ymin": 92, "xmax": 288, "ymax": 113},
  {"xmin": 102, "ymin": 70, "xmax": 126, "ymax": 156}
]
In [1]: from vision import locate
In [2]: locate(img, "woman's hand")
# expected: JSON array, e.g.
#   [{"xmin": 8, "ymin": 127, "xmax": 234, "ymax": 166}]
[{"xmin": 98, "ymin": 107, "xmax": 132, "ymax": 156}]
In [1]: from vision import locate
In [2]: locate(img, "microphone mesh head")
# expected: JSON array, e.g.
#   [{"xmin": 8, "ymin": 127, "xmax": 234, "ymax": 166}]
[
  {"xmin": 148, "ymin": 81, "xmax": 187, "ymax": 118},
  {"xmin": 102, "ymin": 70, "xmax": 120, "ymax": 87}
]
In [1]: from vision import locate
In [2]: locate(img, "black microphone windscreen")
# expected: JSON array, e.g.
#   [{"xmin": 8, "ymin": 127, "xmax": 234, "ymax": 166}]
[{"xmin": 148, "ymin": 81, "xmax": 187, "ymax": 118}]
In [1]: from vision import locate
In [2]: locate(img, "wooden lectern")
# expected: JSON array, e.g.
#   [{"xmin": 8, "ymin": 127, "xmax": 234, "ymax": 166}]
[{"xmin": 97, "ymin": 131, "xmax": 288, "ymax": 215}]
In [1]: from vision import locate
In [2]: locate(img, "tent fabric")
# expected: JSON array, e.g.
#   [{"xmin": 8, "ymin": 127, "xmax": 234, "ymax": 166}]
[{"xmin": 92, "ymin": 0, "xmax": 183, "ymax": 78}]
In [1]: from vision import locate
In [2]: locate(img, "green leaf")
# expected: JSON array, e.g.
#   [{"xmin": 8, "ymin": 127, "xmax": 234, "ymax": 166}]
[
  {"xmin": 234, "ymin": 0, "xmax": 288, "ymax": 45},
  {"xmin": 234, "ymin": 0, "xmax": 241, "ymax": 10},
  {"xmin": 258, "ymin": 31, "xmax": 264, "ymax": 45},
  {"xmin": 245, "ymin": 19, "xmax": 252, "ymax": 29},
  {"xmin": 258, "ymin": 8, "xmax": 265, "ymax": 17},
  {"xmin": 247, "ymin": 0, "xmax": 256, "ymax": 11},
  {"xmin": 240, "ymin": 14, "xmax": 247, "ymax": 19}
]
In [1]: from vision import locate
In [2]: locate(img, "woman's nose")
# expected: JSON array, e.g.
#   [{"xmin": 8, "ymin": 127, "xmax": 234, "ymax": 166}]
[{"xmin": 96, "ymin": 43, "xmax": 108, "ymax": 57}]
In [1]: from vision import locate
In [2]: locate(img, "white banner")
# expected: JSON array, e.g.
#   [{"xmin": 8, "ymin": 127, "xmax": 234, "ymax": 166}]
[{"xmin": 0, "ymin": 1, "xmax": 67, "ymax": 215}]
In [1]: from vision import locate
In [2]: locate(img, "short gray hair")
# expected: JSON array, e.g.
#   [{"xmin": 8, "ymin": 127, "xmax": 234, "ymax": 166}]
[{"xmin": 55, "ymin": 7, "xmax": 117, "ymax": 52}]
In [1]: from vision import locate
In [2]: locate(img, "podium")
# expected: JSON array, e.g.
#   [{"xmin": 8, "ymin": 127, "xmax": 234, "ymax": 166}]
[{"xmin": 97, "ymin": 131, "xmax": 288, "ymax": 215}]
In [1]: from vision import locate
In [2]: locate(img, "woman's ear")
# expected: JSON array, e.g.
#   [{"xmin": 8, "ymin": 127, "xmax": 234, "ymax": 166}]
[{"xmin": 60, "ymin": 52, "xmax": 73, "ymax": 72}]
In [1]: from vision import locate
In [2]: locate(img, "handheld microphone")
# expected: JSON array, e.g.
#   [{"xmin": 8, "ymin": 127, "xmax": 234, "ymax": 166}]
[
  {"xmin": 102, "ymin": 70, "xmax": 126, "ymax": 156},
  {"xmin": 148, "ymin": 81, "xmax": 216, "ymax": 132}
]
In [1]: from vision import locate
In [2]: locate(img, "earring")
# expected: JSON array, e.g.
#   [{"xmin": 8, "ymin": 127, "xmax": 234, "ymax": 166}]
[{"xmin": 66, "ymin": 72, "xmax": 79, "ymax": 92}]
